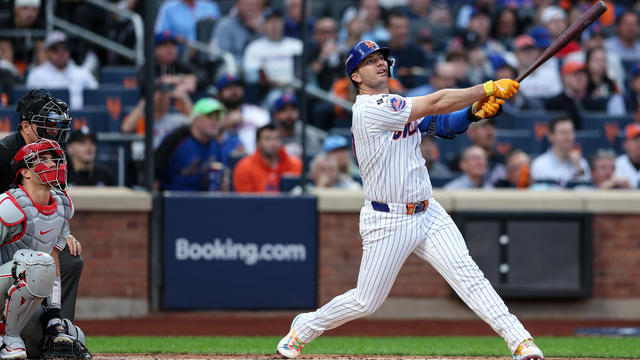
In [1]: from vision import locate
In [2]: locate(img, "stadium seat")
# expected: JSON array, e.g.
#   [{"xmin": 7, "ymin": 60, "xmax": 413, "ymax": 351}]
[
  {"xmin": 431, "ymin": 173, "xmax": 459, "ymax": 188},
  {"xmin": 11, "ymin": 86, "xmax": 70, "ymax": 106},
  {"xmin": 0, "ymin": 106, "xmax": 18, "ymax": 131},
  {"xmin": 495, "ymin": 129, "xmax": 537, "ymax": 155},
  {"xmin": 580, "ymin": 112, "xmax": 632, "ymax": 148},
  {"xmin": 575, "ymin": 129, "xmax": 614, "ymax": 159},
  {"xmin": 280, "ymin": 175, "xmax": 302, "ymax": 192},
  {"xmin": 71, "ymin": 106, "xmax": 111, "ymax": 132},
  {"xmin": 100, "ymin": 66, "xmax": 139, "ymax": 88},
  {"xmin": 83, "ymin": 87, "xmax": 140, "ymax": 125},
  {"xmin": 435, "ymin": 135, "xmax": 470, "ymax": 166}
]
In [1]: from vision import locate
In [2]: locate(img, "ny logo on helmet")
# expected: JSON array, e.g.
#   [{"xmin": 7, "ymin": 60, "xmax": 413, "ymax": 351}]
[{"xmin": 364, "ymin": 41, "xmax": 376, "ymax": 49}]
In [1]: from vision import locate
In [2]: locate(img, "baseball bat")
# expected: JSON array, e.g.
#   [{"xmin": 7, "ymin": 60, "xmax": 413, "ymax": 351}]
[{"xmin": 516, "ymin": 1, "xmax": 607, "ymax": 82}]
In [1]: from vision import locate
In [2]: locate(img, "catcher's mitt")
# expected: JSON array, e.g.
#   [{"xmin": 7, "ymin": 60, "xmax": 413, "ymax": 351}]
[{"xmin": 41, "ymin": 320, "xmax": 92, "ymax": 360}]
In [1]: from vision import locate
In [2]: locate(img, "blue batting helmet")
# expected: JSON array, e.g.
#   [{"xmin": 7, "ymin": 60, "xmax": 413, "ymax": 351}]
[{"xmin": 345, "ymin": 40, "xmax": 395, "ymax": 82}]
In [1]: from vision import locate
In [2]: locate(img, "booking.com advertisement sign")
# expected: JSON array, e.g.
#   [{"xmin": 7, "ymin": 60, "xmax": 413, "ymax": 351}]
[{"xmin": 163, "ymin": 194, "xmax": 317, "ymax": 309}]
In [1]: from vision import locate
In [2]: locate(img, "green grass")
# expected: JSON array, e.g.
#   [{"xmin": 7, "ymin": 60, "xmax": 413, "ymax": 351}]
[{"xmin": 87, "ymin": 336, "xmax": 640, "ymax": 358}]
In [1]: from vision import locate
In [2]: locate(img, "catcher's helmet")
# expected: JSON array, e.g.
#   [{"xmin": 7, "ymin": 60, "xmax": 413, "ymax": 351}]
[
  {"xmin": 12, "ymin": 138, "xmax": 67, "ymax": 190},
  {"xmin": 345, "ymin": 40, "xmax": 395, "ymax": 86},
  {"xmin": 16, "ymin": 89, "xmax": 72, "ymax": 144}
]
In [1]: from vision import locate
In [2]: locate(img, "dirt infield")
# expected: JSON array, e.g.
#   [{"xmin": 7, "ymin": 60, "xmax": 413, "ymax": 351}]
[
  {"xmin": 76, "ymin": 312, "xmax": 640, "ymax": 337},
  {"xmin": 89, "ymin": 355, "xmax": 613, "ymax": 360}
]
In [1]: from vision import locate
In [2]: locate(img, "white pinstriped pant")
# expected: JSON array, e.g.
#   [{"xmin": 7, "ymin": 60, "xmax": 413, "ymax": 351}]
[{"xmin": 293, "ymin": 198, "xmax": 531, "ymax": 353}]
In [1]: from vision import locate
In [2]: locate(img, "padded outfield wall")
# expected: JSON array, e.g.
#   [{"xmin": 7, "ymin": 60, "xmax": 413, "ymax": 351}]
[{"xmin": 67, "ymin": 187, "xmax": 640, "ymax": 319}]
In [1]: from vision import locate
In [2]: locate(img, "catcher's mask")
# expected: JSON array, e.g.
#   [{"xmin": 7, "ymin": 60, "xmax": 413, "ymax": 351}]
[
  {"xmin": 12, "ymin": 139, "xmax": 67, "ymax": 190},
  {"xmin": 16, "ymin": 89, "xmax": 72, "ymax": 144}
]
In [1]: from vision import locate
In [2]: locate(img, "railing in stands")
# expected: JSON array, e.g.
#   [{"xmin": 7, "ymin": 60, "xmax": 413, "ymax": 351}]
[{"xmin": 46, "ymin": 0, "xmax": 144, "ymax": 65}]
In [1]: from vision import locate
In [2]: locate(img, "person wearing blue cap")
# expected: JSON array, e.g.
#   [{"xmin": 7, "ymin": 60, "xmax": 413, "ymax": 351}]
[
  {"xmin": 322, "ymin": 134, "xmax": 361, "ymax": 188},
  {"xmin": 271, "ymin": 93, "xmax": 327, "ymax": 158},
  {"xmin": 155, "ymin": 97, "xmax": 245, "ymax": 191},
  {"xmin": 214, "ymin": 74, "xmax": 270, "ymax": 154}
]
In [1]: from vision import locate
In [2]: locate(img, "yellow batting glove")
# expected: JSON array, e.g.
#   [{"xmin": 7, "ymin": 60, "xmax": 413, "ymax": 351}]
[
  {"xmin": 483, "ymin": 79, "xmax": 520, "ymax": 99},
  {"xmin": 472, "ymin": 96, "xmax": 505, "ymax": 119}
]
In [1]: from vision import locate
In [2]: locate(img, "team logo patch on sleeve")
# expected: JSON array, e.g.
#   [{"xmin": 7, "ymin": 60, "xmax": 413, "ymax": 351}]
[{"xmin": 386, "ymin": 96, "xmax": 407, "ymax": 113}]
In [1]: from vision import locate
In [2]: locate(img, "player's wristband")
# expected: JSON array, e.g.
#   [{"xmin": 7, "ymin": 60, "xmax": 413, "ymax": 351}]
[
  {"xmin": 483, "ymin": 81, "xmax": 494, "ymax": 96},
  {"xmin": 467, "ymin": 106, "xmax": 482, "ymax": 122}
]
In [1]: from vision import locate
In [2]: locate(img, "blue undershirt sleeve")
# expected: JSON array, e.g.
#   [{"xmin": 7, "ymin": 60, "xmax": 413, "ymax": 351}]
[{"xmin": 418, "ymin": 107, "xmax": 473, "ymax": 139}]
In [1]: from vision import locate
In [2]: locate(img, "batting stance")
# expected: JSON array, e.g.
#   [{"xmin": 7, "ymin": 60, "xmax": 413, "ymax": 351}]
[
  {"xmin": 277, "ymin": 40, "xmax": 543, "ymax": 360},
  {"xmin": 0, "ymin": 139, "xmax": 90, "ymax": 359}
]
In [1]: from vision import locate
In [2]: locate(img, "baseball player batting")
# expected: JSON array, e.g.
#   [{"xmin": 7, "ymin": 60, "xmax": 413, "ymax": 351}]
[{"xmin": 277, "ymin": 40, "xmax": 543, "ymax": 360}]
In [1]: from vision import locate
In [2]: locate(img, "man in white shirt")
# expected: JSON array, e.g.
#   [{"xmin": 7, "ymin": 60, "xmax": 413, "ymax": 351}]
[
  {"xmin": 25, "ymin": 31, "xmax": 98, "ymax": 110},
  {"xmin": 243, "ymin": 8, "xmax": 303, "ymax": 86},
  {"xmin": 614, "ymin": 123, "xmax": 640, "ymax": 188},
  {"xmin": 513, "ymin": 34, "xmax": 562, "ymax": 99},
  {"xmin": 531, "ymin": 117, "xmax": 590, "ymax": 188}
]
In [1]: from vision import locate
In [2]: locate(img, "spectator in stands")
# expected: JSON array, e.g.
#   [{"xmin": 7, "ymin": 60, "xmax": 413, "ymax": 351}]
[
  {"xmin": 465, "ymin": 119, "xmax": 505, "ymax": 186},
  {"xmin": 380, "ymin": 10, "xmax": 427, "ymax": 90},
  {"xmin": 25, "ymin": 31, "xmax": 98, "ymax": 110},
  {"xmin": 444, "ymin": 145, "xmax": 492, "ymax": 189},
  {"xmin": 419, "ymin": 135, "xmax": 452, "ymax": 178},
  {"xmin": 151, "ymin": 31, "xmax": 205, "ymax": 92},
  {"xmin": 322, "ymin": 134, "xmax": 361, "ymax": 188},
  {"xmin": 545, "ymin": 60, "xmax": 608, "ymax": 129},
  {"xmin": 283, "ymin": 0, "xmax": 314, "ymax": 40},
  {"xmin": 584, "ymin": 47, "xmax": 626, "ymax": 115},
  {"xmin": 154, "ymin": 0, "xmax": 221, "ymax": 44},
  {"xmin": 445, "ymin": 50, "xmax": 472, "ymax": 88},
  {"xmin": 271, "ymin": 93, "xmax": 326, "ymax": 158},
  {"xmin": 565, "ymin": 31, "xmax": 625, "ymax": 93},
  {"xmin": 211, "ymin": 0, "xmax": 263, "ymax": 65},
  {"xmin": 0, "ymin": 41, "xmax": 19, "ymax": 104},
  {"xmin": 66, "ymin": 128, "xmax": 115, "ymax": 187},
  {"xmin": 625, "ymin": 63, "xmax": 640, "ymax": 116},
  {"xmin": 232, "ymin": 123, "xmax": 302, "ymax": 192},
  {"xmin": 495, "ymin": 149, "xmax": 532, "ymax": 189},
  {"xmin": 308, "ymin": 17, "xmax": 341, "ymax": 91},
  {"xmin": 214, "ymin": 74, "xmax": 270, "ymax": 154},
  {"xmin": 583, "ymin": 149, "xmax": 630, "ymax": 189},
  {"xmin": 340, "ymin": 0, "xmax": 390, "ymax": 43},
  {"xmin": 337, "ymin": 10, "xmax": 367, "ymax": 55},
  {"xmin": 604, "ymin": 11, "xmax": 640, "ymax": 62},
  {"xmin": 614, "ymin": 123, "xmax": 640, "ymax": 188},
  {"xmin": 292, "ymin": 153, "xmax": 361, "ymax": 194},
  {"xmin": 539, "ymin": 6, "xmax": 580, "ymax": 59},
  {"xmin": 121, "ymin": 80, "xmax": 191, "ymax": 150},
  {"xmin": 493, "ymin": 64, "xmax": 543, "ymax": 114},
  {"xmin": 155, "ymin": 98, "xmax": 244, "ymax": 191},
  {"xmin": 513, "ymin": 34, "xmax": 562, "ymax": 98},
  {"xmin": 406, "ymin": 61, "xmax": 456, "ymax": 97},
  {"xmin": 242, "ymin": 8, "xmax": 303, "ymax": 97},
  {"xmin": 531, "ymin": 117, "xmax": 590, "ymax": 188},
  {"xmin": 491, "ymin": 7, "xmax": 520, "ymax": 51},
  {"xmin": 382, "ymin": 11, "xmax": 427, "ymax": 89},
  {"xmin": 0, "ymin": 0, "xmax": 45, "ymax": 78}
]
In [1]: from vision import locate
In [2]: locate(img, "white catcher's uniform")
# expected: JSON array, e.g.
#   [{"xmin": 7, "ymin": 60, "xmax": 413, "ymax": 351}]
[{"xmin": 292, "ymin": 94, "xmax": 531, "ymax": 353}]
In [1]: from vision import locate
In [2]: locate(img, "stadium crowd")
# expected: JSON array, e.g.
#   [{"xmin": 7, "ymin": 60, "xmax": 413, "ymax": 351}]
[{"xmin": 1, "ymin": 0, "xmax": 640, "ymax": 192}]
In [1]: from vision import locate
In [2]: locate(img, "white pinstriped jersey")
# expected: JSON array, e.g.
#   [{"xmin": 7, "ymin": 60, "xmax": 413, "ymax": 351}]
[{"xmin": 351, "ymin": 94, "xmax": 432, "ymax": 204}]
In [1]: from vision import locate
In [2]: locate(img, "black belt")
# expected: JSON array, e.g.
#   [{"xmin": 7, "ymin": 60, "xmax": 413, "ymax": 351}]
[{"xmin": 370, "ymin": 200, "xmax": 429, "ymax": 214}]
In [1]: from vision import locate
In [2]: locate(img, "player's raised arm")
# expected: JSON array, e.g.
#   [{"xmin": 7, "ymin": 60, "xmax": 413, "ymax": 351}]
[{"xmin": 408, "ymin": 79, "xmax": 519, "ymax": 122}]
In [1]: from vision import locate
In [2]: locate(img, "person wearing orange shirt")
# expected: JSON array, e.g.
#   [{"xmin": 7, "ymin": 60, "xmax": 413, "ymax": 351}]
[{"xmin": 233, "ymin": 124, "xmax": 302, "ymax": 192}]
